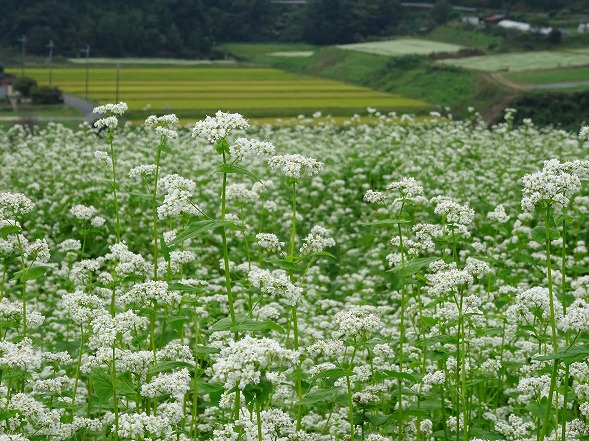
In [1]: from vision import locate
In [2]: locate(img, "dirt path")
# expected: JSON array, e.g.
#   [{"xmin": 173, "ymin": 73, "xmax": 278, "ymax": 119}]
[
  {"xmin": 486, "ymin": 72, "xmax": 589, "ymax": 91},
  {"xmin": 63, "ymin": 94, "xmax": 99, "ymax": 122}
]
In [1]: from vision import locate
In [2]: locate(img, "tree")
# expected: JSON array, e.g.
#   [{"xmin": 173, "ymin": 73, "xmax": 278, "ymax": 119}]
[
  {"xmin": 13, "ymin": 77, "xmax": 37, "ymax": 97},
  {"xmin": 431, "ymin": 0, "xmax": 452, "ymax": 26}
]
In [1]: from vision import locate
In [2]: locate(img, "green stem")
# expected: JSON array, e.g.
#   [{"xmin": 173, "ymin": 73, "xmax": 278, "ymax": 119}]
[
  {"xmin": 289, "ymin": 181, "xmax": 297, "ymax": 258},
  {"xmin": 71, "ymin": 325, "xmax": 85, "ymax": 420},
  {"xmin": 397, "ymin": 216, "xmax": 406, "ymax": 441},
  {"xmin": 346, "ymin": 343, "xmax": 358, "ymax": 441},
  {"xmin": 112, "ymin": 346, "xmax": 119, "ymax": 441},
  {"xmin": 108, "ymin": 131, "xmax": 121, "ymax": 242},
  {"xmin": 152, "ymin": 139, "xmax": 163, "ymax": 280},
  {"xmin": 220, "ymin": 151, "xmax": 237, "ymax": 329},
  {"xmin": 255, "ymin": 400, "xmax": 263, "ymax": 441},
  {"xmin": 15, "ymin": 226, "xmax": 27, "ymax": 337}
]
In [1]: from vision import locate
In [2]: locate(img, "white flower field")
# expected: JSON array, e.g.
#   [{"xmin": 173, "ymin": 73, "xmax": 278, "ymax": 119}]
[{"xmin": 0, "ymin": 106, "xmax": 588, "ymax": 441}]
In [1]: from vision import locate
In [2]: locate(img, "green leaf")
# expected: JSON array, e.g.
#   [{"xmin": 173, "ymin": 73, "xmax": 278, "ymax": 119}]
[
  {"xmin": 166, "ymin": 315, "xmax": 189, "ymax": 335},
  {"xmin": 214, "ymin": 138, "xmax": 230, "ymax": 155},
  {"xmin": 170, "ymin": 282, "xmax": 206, "ymax": 293},
  {"xmin": 360, "ymin": 219, "xmax": 411, "ymax": 226},
  {"xmin": 217, "ymin": 164, "xmax": 261, "ymax": 183},
  {"xmin": 388, "ymin": 256, "xmax": 440, "ymax": 278},
  {"xmin": 13, "ymin": 266, "xmax": 47, "ymax": 282},
  {"xmin": 365, "ymin": 413, "xmax": 394, "ymax": 427},
  {"xmin": 231, "ymin": 319, "xmax": 285, "ymax": 334},
  {"xmin": 116, "ymin": 375, "xmax": 138, "ymax": 397},
  {"xmin": 535, "ymin": 345, "xmax": 589, "ymax": 365},
  {"xmin": 0, "ymin": 225, "xmax": 20, "ymax": 238},
  {"xmin": 265, "ymin": 258, "xmax": 301, "ymax": 272},
  {"xmin": 196, "ymin": 346, "xmax": 221, "ymax": 355},
  {"xmin": 210, "ymin": 315, "xmax": 241, "ymax": 332},
  {"xmin": 159, "ymin": 143, "xmax": 172, "ymax": 154},
  {"xmin": 373, "ymin": 370, "xmax": 416, "ymax": 383},
  {"xmin": 91, "ymin": 368, "xmax": 113, "ymax": 404},
  {"xmin": 531, "ymin": 226, "xmax": 560, "ymax": 244},
  {"xmin": 554, "ymin": 214, "xmax": 574, "ymax": 225},
  {"xmin": 160, "ymin": 236, "xmax": 171, "ymax": 262},
  {"xmin": 294, "ymin": 251, "xmax": 336, "ymax": 262},
  {"xmin": 195, "ymin": 379, "xmax": 224, "ymax": 395},
  {"xmin": 310, "ymin": 368, "xmax": 354, "ymax": 382},
  {"xmin": 170, "ymin": 220, "xmax": 240, "ymax": 245},
  {"xmin": 147, "ymin": 361, "xmax": 194, "ymax": 376},
  {"xmin": 296, "ymin": 387, "xmax": 344, "ymax": 406}
]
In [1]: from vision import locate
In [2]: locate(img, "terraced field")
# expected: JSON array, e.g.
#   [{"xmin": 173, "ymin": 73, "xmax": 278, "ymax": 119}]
[
  {"xmin": 337, "ymin": 38, "xmax": 464, "ymax": 56},
  {"xmin": 9, "ymin": 66, "xmax": 431, "ymax": 121}
]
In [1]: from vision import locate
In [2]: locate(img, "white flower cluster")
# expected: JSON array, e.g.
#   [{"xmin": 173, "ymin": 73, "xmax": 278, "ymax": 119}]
[
  {"xmin": 386, "ymin": 177, "xmax": 424, "ymax": 199},
  {"xmin": 93, "ymin": 150, "xmax": 112, "ymax": 168},
  {"xmin": 145, "ymin": 114, "xmax": 179, "ymax": 140},
  {"xmin": 579, "ymin": 126, "xmax": 589, "ymax": 140},
  {"xmin": 0, "ymin": 338, "xmax": 42, "ymax": 371},
  {"xmin": 117, "ymin": 402, "xmax": 182, "ymax": 440},
  {"xmin": 267, "ymin": 154, "xmax": 324, "ymax": 179},
  {"xmin": 363, "ymin": 190, "xmax": 388, "ymax": 204},
  {"xmin": 487, "ymin": 204, "xmax": 510, "ymax": 224},
  {"xmin": 24, "ymin": 237, "xmax": 50, "ymax": 263},
  {"xmin": 521, "ymin": 158, "xmax": 589, "ymax": 211},
  {"xmin": 431, "ymin": 196, "xmax": 475, "ymax": 226},
  {"xmin": 192, "ymin": 111, "xmax": 249, "ymax": 144},
  {"xmin": 140, "ymin": 368, "xmax": 190, "ymax": 399},
  {"xmin": 88, "ymin": 310, "xmax": 148, "ymax": 349},
  {"xmin": 157, "ymin": 174, "xmax": 199, "ymax": 219},
  {"xmin": 426, "ymin": 265, "xmax": 473, "ymax": 296},
  {"xmin": 69, "ymin": 204, "xmax": 98, "ymax": 221},
  {"xmin": 119, "ymin": 280, "xmax": 181, "ymax": 307},
  {"xmin": 334, "ymin": 306, "xmax": 382, "ymax": 337},
  {"xmin": 256, "ymin": 233, "xmax": 284, "ymax": 253},
  {"xmin": 61, "ymin": 290, "xmax": 106, "ymax": 324},
  {"xmin": 0, "ymin": 192, "xmax": 34, "ymax": 217},
  {"xmin": 0, "ymin": 298, "xmax": 45, "ymax": 329},
  {"xmin": 248, "ymin": 268, "xmax": 303, "ymax": 305},
  {"xmin": 93, "ymin": 102, "xmax": 128, "ymax": 116},
  {"xmin": 129, "ymin": 164, "xmax": 157, "ymax": 179},
  {"xmin": 226, "ymin": 183, "xmax": 259, "ymax": 204},
  {"xmin": 93, "ymin": 102, "xmax": 128, "ymax": 130},
  {"xmin": 58, "ymin": 239, "xmax": 82, "ymax": 254},
  {"xmin": 210, "ymin": 335, "xmax": 298, "ymax": 390},
  {"xmin": 559, "ymin": 299, "xmax": 589, "ymax": 332},
  {"xmin": 229, "ymin": 137, "xmax": 276, "ymax": 160},
  {"xmin": 105, "ymin": 242, "xmax": 151, "ymax": 277},
  {"xmin": 506, "ymin": 286, "xmax": 563, "ymax": 325},
  {"xmin": 300, "ymin": 225, "xmax": 335, "ymax": 255}
]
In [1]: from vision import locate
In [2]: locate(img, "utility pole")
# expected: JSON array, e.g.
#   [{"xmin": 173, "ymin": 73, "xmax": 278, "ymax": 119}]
[
  {"xmin": 47, "ymin": 40, "xmax": 55, "ymax": 86},
  {"xmin": 81, "ymin": 45, "xmax": 90, "ymax": 99},
  {"xmin": 17, "ymin": 35, "xmax": 26, "ymax": 77}
]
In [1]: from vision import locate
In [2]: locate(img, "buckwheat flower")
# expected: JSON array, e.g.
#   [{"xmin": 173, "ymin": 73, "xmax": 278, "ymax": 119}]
[
  {"xmin": 105, "ymin": 242, "xmax": 151, "ymax": 277},
  {"xmin": 256, "ymin": 233, "xmax": 284, "ymax": 253},
  {"xmin": 300, "ymin": 225, "xmax": 335, "ymax": 255},
  {"xmin": 267, "ymin": 154, "xmax": 324, "ymax": 179},
  {"xmin": 363, "ymin": 190, "xmax": 388, "ymax": 204},
  {"xmin": 91, "ymin": 216, "xmax": 105, "ymax": 227},
  {"xmin": 307, "ymin": 339, "xmax": 345, "ymax": 358},
  {"xmin": 427, "ymin": 267, "xmax": 473, "ymax": 296},
  {"xmin": 0, "ymin": 435, "xmax": 29, "ymax": 441},
  {"xmin": 0, "ymin": 338, "xmax": 42, "ymax": 370},
  {"xmin": 334, "ymin": 306, "xmax": 382, "ymax": 337},
  {"xmin": 192, "ymin": 110, "xmax": 249, "ymax": 144},
  {"xmin": 119, "ymin": 280, "xmax": 181, "ymax": 308},
  {"xmin": 88, "ymin": 310, "xmax": 148, "ymax": 349},
  {"xmin": 508, "ymin": 286, "xmax": 563, "ymax": 324},
  {"xmin": 129, "ymin": 164, "xmax": 157, "ymax": 179},
  {"xmin": 431, "ymin": 195, "xmax": 475, "ymax": 226},
  {"xmin": 210, "ymin": 335, "xmax": 298, "ymax": 390},
  {"xmin": 157, "ymin": 173, "xmax": 199, "ymax": 219},
  {"xmin": 94, "ymin": 150, "xmax": 112, "ymax": 168},
  {"xmin": 93, "ymin": 102, "xmax": 128, "ymax": 116},
  {"xmin": 140, "ymin": 368, "xmax": 190, "ymax": 399},
  {"xmin": 521, "ymin": 159, "xmax": 584, "ymax": 211},
  {"xmin": 94, "ymin": 116, "xmax": 119, "ymax": 130},
  {"xmin": 226, "ymin": 183, "xmax": 259, "ymax": 204},
  {"xmin": 58, "ymin": 239, "xmax": 81, "ymax": 254},
  {"xmin": 559, "ymin": 299, "xmax": 589, "ymax": 332},
  {"xmin": 352, "ymin": 390, "xmax": 380, "ymax": 405},
  {"xmin": 579, "ymin": 126, "xmax": 589, "ymax": 140},
  {"xmin": 117, "ymin": 412, "xmax": 175, "ymax": 440},
  {"xmin": 366, "ymin": 434, "xmax": 389, "ymax": 441},
  {"xmin": 487, "ymin": 204, "xmax": 510, "ymax": 224},
  {"xmin": 464, "ymin": 257, "xmax": 493, "ymax": 279},
  {"xmin": 422, "ymin": 370, "xmax": 446, "ymax": 386},
  {"xmin": 308, "ymin": 362, "xmax": 337, "ymax": 376},
  {"xmin": 0, "ymin": 192, "xmax": 34, "ymax": 217},
  {"xmin": 24, "ymin": 238, "xmax": 50, "ymax": 263},
  {"xmin": 61, "ymin": 290, "xmax": 106, "ymax": 324},
  {"xmin": 145, "ymin": 114, "xmax": 179, "ymax": 139},
  {"xmin": 386, "ymin": 177, "xmax": 424, "ymax": 200},
  {"xmin": 229, "ymin": 137, "xmax": 275, "ymax": 160},
  {"xmin": 248, "ymin": 267, "xmax": 303, "ymax": 305},
  {"xmin": 69, "ymin": 204, "xmax": 98, "ymax": 221}
]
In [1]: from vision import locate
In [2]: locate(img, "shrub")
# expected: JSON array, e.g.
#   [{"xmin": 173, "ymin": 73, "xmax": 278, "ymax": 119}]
[
  {"xmin": 12, "ymin": 76, "xmax": 37, "ymax": 97},
  {"xmin": 30, "ymin": 86, "xmax": 64, "ymax": 104}
]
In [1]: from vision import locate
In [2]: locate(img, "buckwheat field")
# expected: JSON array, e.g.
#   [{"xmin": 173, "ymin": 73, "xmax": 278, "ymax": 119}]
[{"xmin": 1, "ymin": 105, "xmax": 589, "ymax": 441}]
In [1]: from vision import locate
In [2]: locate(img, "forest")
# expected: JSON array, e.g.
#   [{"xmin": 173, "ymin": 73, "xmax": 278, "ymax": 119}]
[{"xmin": 0, "ymin": 0, "xmax": 587, "ymax": 59}]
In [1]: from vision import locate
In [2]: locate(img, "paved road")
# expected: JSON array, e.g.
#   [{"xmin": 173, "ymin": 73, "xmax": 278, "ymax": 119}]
[{"xmin": 63, "ymin": 94, "xmax": 99, "ymax": 122}]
